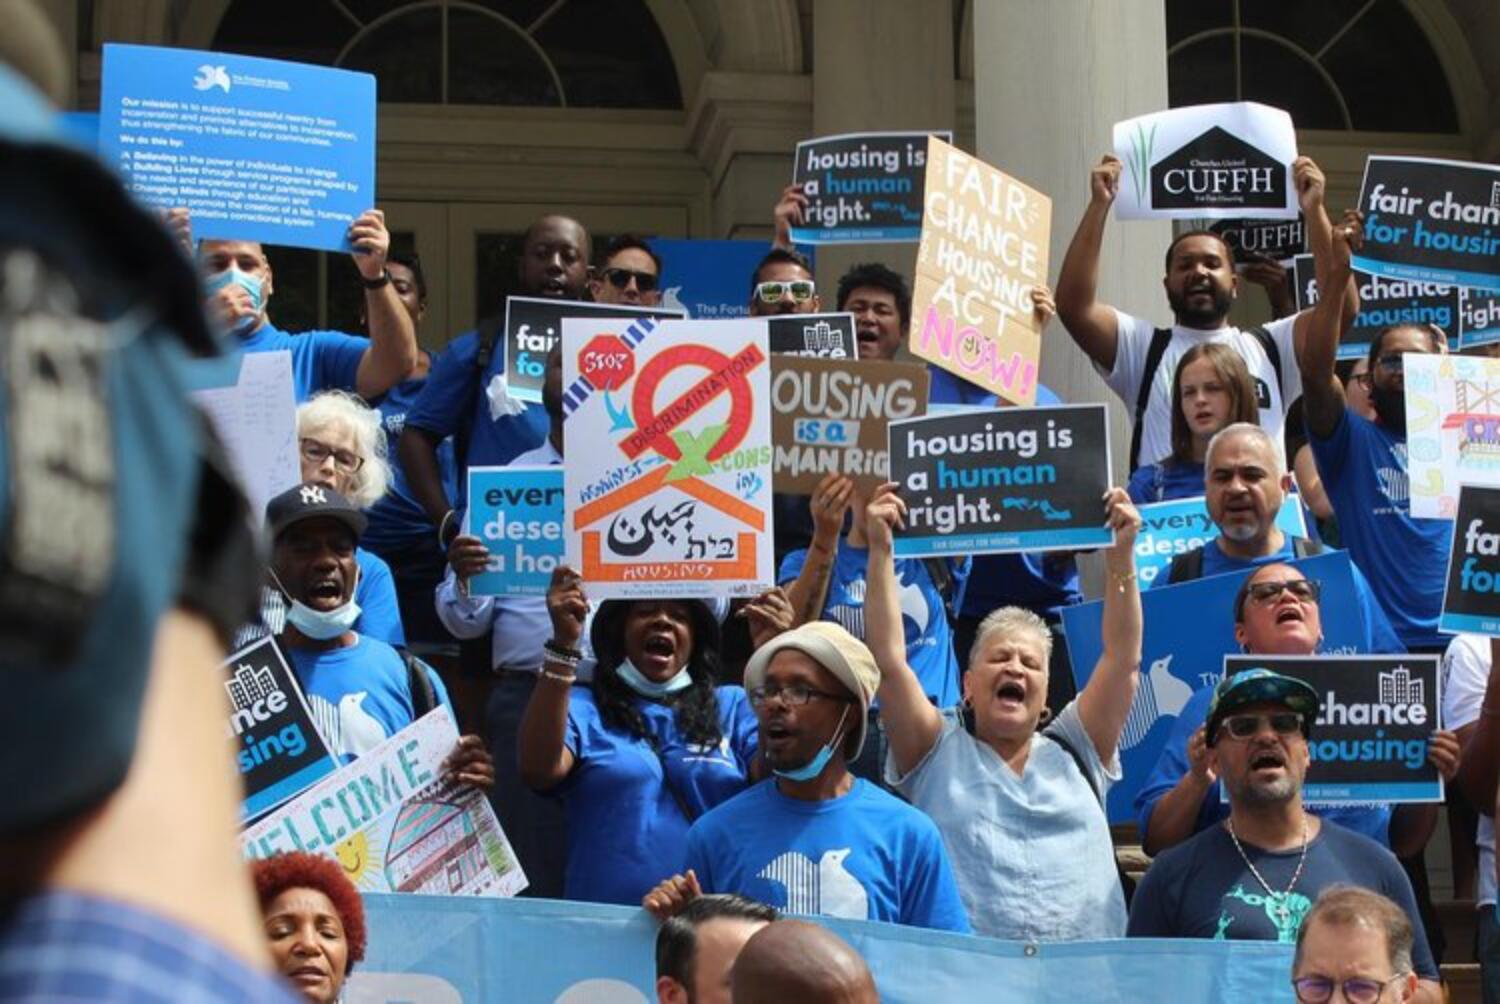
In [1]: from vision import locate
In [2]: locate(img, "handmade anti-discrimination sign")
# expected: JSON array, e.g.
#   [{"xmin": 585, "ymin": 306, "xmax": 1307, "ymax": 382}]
[
  {"xmin": 1290, "ymin": 254, "xmax": 1459, "ymax": 360},
  {"xmin": 789, "ymin": 131, "xmax": 952, "ymax": 244},
  {"xmin": 464, "ymin": 466, "xmax": 563, "ymax": 597},
  {"xmin": 1114, "ymin": 102, "xmax": 1298, "ymax": 221},
  {"xmin": 1209, "ymin": 214, "xmax": 1305, "ymax": 265},
  {"xmin": 503, "ymin": 296, "xmax": 684, "ymax": 403},
  {"xmin": 223, "ymin": 637, "xmax": 337, "ymax": 821},
  {"xmin": 100, "ymin": 44, "xmax": 374, "ymax": 252},
  {"xmin": 887, "ymin": 403, "xmax": 1111, "ymax": 557},
  {"xmin": 1440, "ymin": 485, "xmax": 1500, "ymax": 635},
  {"xmin": 1133, "ymin": 494, "xmax": 1307, "ymax": 587},
  {"xmin": 1353, "ymin": 156, "xmax": 1500, "ymax": 292},
  {"xmin": 1224, "ymin": 654, "xmax": 1442, "ymax": 803},
  {"xmin": 561, "ymin": 316, "xmax": 774, "ymax": 598},
  {"xmin": 243, "ymin": 706, "xmax": 528, "ymax": 898},
  {"xmin": 1404, "ymin": 353, "xmax": 1500, "ymax": 519},
  {"xmin": 767, "ymin": 312, "xmax": 859, "ymax": 359},
  {"xmin": 1066, "ymin": 551, "xmax": 1389, "ymax": 823},
  {"xmin": 1459, "ymin": 289, "xmax": 1500, "ymax": 350},
  {"xmin": 910, "ymin": 136, "xmax": 1050, "ymax": 406},
  {"xmin": 771, "ymin": 356, "xmax": 929, "ymax": 495}
]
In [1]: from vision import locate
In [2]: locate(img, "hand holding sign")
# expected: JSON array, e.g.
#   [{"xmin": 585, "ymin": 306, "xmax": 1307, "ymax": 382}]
[
  {"xmin": 347, "ymin": 208, "xmax": 390, "ymax": 280},
  {"xmin": 546, "ymin": 565, "xmax": 589, "ymax": 652},
  {"xmin": 773, "ymin": 182, "xmax": 810, "ymax": 248},
  {"xmin": 1292, "ymin": 156, "xmax": 1326, "ymax": 216},
  {"xmin": 1090, "ymin": 155, "xmax": 1123, "ymax": 209}
]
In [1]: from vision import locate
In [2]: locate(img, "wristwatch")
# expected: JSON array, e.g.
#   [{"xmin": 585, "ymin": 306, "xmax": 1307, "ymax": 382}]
[{"xmin": 360, "ymin": 268, "xmax": 391, "ymax": 290}]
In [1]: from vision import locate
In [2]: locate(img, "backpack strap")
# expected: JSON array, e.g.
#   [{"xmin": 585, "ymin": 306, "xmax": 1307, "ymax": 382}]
[
  {"xmin": 1166, "ymin": 544, "xmax": 1206, "ymax": 584},
  {"xmin": 1245, "ymin": 323, "xmax": 1284, "ymax": 407},
  {"xmin": 397, "ymin": 646, "xmax": 439, "ymax": 719},
  {"xmin": 473, "ymin": 313, "xmax": 506, "ymax": 375},
  {"xmin": 1129, "ymin": 328, "xmax": 1174, "ymax": 472}
]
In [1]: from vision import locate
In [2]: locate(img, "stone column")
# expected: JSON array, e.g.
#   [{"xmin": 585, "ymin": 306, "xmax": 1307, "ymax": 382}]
[
  {"xmin": 971, "ymin": 0, "xmax": 1172, "ymax": 478},
  {"xmin": 811, "ymin": 0, "xmax": 956, "ymax": 286}
]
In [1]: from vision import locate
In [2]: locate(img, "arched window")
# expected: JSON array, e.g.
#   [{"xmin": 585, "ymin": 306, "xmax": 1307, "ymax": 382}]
[
  {"xmin": 1167, "ymin": 0, "xmax": 1458, "ymax": 133},
  {"xmin": 212, "ymin": 0, "xmax": 682, "ymax": 108}
]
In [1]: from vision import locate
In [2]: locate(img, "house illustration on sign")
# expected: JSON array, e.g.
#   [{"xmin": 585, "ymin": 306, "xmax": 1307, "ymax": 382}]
[{"xmin": 1150, "ymin": 126, "xmax": 1285, "ymax": 212}]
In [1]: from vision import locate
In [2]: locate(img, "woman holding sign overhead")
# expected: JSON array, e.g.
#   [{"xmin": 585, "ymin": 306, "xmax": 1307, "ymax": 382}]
[
  {"xmin": 863, "ymin": 482, "xmax": 1143, "ymax": 941},
  {"xmin": 1127, "ymin": 343, "xmax": 1259, "ymax": 504},
  {"xmin": 519, "ymin": 572, "xmax": 792, "ymax": 906}
]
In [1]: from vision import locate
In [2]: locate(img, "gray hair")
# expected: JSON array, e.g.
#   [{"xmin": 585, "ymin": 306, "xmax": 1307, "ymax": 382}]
[
  {"xmin": 970, "ymin": 606, "xmax": 1053, "ymax": 668},
  {"xmin": 1205, "ymin": 421, "xmax": 1281, "ymax": 476},
  {"xmin": 296, "ymin": 390, "xmax": 390, "ymax": 509},
  {"xmin": 1293, "ymin": 885, "xmax": 1414, "ymax": 977}
]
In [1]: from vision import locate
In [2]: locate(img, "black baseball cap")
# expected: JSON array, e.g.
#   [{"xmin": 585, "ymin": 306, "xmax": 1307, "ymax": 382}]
[{"xmin": 266, "ymin": 482, "xmax": 367, "ymax": 541}]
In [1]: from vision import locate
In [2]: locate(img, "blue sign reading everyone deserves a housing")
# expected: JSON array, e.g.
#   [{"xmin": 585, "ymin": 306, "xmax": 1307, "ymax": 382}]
[
  {"xmin": 100, "ymin": 43, "xmax": 375, "ymax": 253},
  {"xmin": 465, "ymin": 467, "xmax": 564, "ymax": 597},
  {"xmin": 1134, "ymin": 494, "xmax": 1306, "ymax": 587}
]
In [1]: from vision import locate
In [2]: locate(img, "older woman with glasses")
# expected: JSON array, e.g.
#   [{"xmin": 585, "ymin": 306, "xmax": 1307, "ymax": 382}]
[{"xmin": 1136, "ymin": 562, "xmax": 1458, "ymax": 862}]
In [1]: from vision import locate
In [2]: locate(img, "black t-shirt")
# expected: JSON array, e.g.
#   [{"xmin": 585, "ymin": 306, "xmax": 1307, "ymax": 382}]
[{"xmin": 1127, "ymin": 819, "xmax": 1437, "ymax": 979}]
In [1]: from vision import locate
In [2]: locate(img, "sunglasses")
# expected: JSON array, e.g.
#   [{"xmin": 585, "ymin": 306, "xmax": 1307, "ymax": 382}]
[
  {"xmin": 1219, "ymin": 711, "xmax": 1304, "ymax": 741},
  {"xmin": 755, "ymin": 279, "xmax": 816, "ymax": 304},
  {"xmin": 1292, "ymin": 975, "xmax": 1407, "ymax": 1004},
  {"xmin": 600, "ymin": 267, "xmax": 658, "ymax": 293},
  {"xmin": 1246, "ymin": 579, "xmax": 1321, "ymax": 605}
]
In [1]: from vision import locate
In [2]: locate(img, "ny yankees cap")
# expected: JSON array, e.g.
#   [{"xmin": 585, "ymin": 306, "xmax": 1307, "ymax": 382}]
[{"xmin": 266, "ymin": 482, "xmax": 368, "ymax": 541}]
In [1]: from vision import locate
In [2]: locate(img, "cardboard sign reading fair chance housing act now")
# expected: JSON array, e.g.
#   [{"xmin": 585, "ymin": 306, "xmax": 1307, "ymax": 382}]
[{"xmin": 911, "ymin": 136, "xmax": 1050, "ymax": 407}]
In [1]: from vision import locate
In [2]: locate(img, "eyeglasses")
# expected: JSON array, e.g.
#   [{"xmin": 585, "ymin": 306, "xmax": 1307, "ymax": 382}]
[
  {"xmin": 1350, "ymin": 372, "xmax": 1373, "ymax": 389},
  {"xmin": 1375, "ymin": 354, "xmax": 1406, "ymax": 373},
  {"xmin": 1292, "ymin": 974, "xmax": 1407, "ymax": 1004},
  {"xmin": 754, "ymin": 280, "xmax": 816, "ymax": 304},
  {"xmin": 1246, "ymin": 579, "xmax": 1321, "ymax": 605},
  {"xmin": 748, "ymin": 684, "xmax": 849, "ymax": 708},
  {"xmin": 600, "ymin": 267, "xmax": 658, "ymax": 293},
  {"xmin": 299, "ymin": 437, "xmax": 364, "ymax": 474},
  {"xmin": 1219, "ymin": 711, "xmax": 1304, "ymax": 741}
]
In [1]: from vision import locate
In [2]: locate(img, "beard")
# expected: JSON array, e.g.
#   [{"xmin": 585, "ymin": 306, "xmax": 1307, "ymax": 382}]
[
  {"xmin": 1370, "ymin": 383, "xmax": 1406, "ymax": 433},
  {"xmin": 1167, "ymin": 284, "xmax": 1234, "ymax": 327},
  {"xmin": 1226, "ymin": 766, "xmax": 1297, "ymax": 807}
]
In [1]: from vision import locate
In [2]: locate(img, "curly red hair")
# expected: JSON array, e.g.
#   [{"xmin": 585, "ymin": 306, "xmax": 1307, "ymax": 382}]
[{"xmin": 251, "ymin": 852, "xmax": 367, "ymax": 969}]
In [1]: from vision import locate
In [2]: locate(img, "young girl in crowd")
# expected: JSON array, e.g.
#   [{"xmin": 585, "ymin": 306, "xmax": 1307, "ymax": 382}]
[{"xmin": 1126, "ymin": 342, "xmax": 1259, "ymax": 504}]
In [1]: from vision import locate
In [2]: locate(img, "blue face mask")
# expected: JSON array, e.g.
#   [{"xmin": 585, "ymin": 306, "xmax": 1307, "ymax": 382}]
[
  {"xmin": 615, "ymin": 658, "xmax": 692, "ymax": 699},
  {"xmin": 773, "ymin": 704, "xmax": 851, "ymax": 782},
  {"xmin": 272, "ymin": 567, "xmax": 360, "ymax": 641},
  {"xmin": 205, "ymin": 266, "xmax": 265, "ymax": 335}
]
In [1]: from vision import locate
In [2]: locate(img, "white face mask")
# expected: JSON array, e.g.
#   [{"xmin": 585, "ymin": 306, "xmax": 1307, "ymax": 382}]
[{"xmin": 614, "ymin": 657, "xmax": 692, "ymax": 699}]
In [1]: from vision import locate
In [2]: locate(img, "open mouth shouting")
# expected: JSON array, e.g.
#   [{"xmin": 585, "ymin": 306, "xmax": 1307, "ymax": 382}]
[
  {"xmin": 306, "ymin": 573, "xmax": 345, "ymax": 609},
  {"xmin": 638, "ymin": 630, "xmax": 679, "ymax": 673},
  {"xmin": 1248, "ymin": 746, "xmax": 1287, "ymax": 779},
  {"xmin": 762, "ymin": 718, "xmax": 797, "ymax": 757},
  {"xmin": 993, "ymin": 678, "xmax": 1027, "ymax": 712}
]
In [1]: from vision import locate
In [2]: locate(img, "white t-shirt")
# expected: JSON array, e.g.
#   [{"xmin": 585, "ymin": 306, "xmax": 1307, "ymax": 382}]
[
  {"xmin": 1100, "ymin": 309, "xmax": 1302, "ymax": 468},
  {"xmin": 1442, "ymin": 633, "xmax": 1497, "ymax": 907}
]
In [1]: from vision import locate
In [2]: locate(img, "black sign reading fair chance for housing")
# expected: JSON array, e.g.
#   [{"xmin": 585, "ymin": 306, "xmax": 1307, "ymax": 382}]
[
  {"xmin": 887, "ymin": 403, "xmax": 1112, "ymax": 558},
  {"xmin": 1354, "ymin": 156, "xmax": 1500, "ymax": 291},
  {"xmin": 790, "ymin": 131, "xmax": 951, "ymax": 243},
  {"xmin": 1151, "ymin": 127, "xmax": 1287, "ymax": 214},
  {"xmin": 503, "ymin": 296, "xmax": 683, "ymax": 403},
  {"xmin": 1224, "ymin": 654, "xmax": 1442, "ymax": 804},
  {"xmin": 1441, "ymin": 485, "xmax": 1500, "ymax": 637},
  {"xmin": 223, "ymin": 637, "xmax": 337, "ymax": 821}
]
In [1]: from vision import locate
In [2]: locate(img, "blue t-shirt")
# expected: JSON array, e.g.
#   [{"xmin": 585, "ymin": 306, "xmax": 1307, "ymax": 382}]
[
  {"xmin": 1149, "ymin": 536, "xmax": 1404, "ymax": 654},
  {"xmin": 1310, "ymin": 409, "xmax": 1451, "ymax": 648},
  {"xmin": 403, "ymin": 329, "xmax": 548, "ymax": 508},
  {"xmin": 1127, "ymin": 460, "xmax": 1206, "ymax": 505},
  {"xmin": 1134, "ymin": 683, "xmax": 1393, "ymax": 847},
  {"xmin": 684, "ymin": 778, "xmax": 971, "ymax": 932},
  {"xmin": 355, "ymin": 547, "xmax": 405, "ymax": 646},
  {"xmin": 286, "ymin": 635, "xmax": 451, "ymax": 763},
  {"xmin": 557, "ymin": 686, "xmax": 759, "ymax": 906},
  {"xmin": 238, "ymin": 322, "xmax": 367, "ymax": 402},
  {"xmin": 958, "ymin": 551, "xmax": 1081, "ymax": 620},
  {"xmin": 778, "ymin": 542, "xmax": 961, "ymax": 708},
  {"xmin": 362, "ymin": 356, "xmax": 460, "ymax": 556},
  {"xmin": 1127, "ymin": 819, "xmax": 1438, "ymax": 979},
  {"xmin": 925, "ymin": 367, "xmax": 1062, "ymax": 409}
]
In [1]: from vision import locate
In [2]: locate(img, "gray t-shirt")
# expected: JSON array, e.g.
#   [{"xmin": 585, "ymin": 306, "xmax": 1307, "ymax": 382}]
[{"xmin": 886, "ymin": 700, "xmax": 1126, "ymax": 940}]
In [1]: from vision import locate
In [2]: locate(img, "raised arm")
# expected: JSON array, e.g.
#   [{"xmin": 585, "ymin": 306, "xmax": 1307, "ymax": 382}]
[
  {"xmin": 1296, "ymin": 210, "xmax": 1361, "ymax": 439},
  {"xmin": 1290, "ymin": 157, "xmax": 1360, "ymax": 362},
  {"xmin": 1075, "ymin": 488, "xmax": 1143, "ymax": 762},
  {"xmin": 350, "ymin": 209, "xmax": 419, "ymax": 399},
  {"xmin": 783, "ymin": 474, "xmax": 854, "ymax": 627},
  {"xmin": 517, "ymin": 565, "xmax": 585, "ymax": 790},
  {"xmin": 771, "ymin": 183, "xmax": 808, "ymax": 251},
  {"xmin": 1055, "ymin": 155, "xmax": 1124, "ymax": 372},
  {"xmin": 864, "ymin": 483, "xmax": 944, "ymax": 776}
]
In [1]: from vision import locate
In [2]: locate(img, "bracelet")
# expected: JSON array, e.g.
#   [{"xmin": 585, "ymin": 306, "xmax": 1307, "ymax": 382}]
[
  {"xmin": 540, "ymin": 668, "xmax": 576, "ymax": 685},
  {"xmin": 544, "ymin": 639, "xmax": 583, "ymax": 669},
  {"xmin": 438, "ymin": 509, "xmax": 458, "ymax": 548},
  {"xmin": 1109, "ymin": 570, "xmax": 1138, "ymax": 593},
  {"xmin": 360, "ymin": 268, "xmax": 392, "ymax": 290}
]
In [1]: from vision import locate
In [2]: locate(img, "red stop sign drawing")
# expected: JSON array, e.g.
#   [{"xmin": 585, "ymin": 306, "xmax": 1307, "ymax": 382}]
[{"xmin": 578, "ymin": 335, "xmax": 635, "ymax": 391}]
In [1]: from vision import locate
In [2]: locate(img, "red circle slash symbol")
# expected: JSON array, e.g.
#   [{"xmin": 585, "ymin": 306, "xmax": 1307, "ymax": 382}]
[{"xmin": 579, "ymin": 335, "xmax": 635, "ymax": 391}]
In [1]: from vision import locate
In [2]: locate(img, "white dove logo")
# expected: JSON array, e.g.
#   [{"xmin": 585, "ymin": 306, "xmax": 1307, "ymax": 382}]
[
  {"xmin": 193, "ymin": 65, "xmax": 231, "ymax": 93},
  {"xmin": 1119, "ymin": 654, "xmax": 1194, "ymax": 751},
  {"xmin": 660, "ymin": 286, "xmax": 688, "ymax": 315},
  {"xmin": 757, "ymin": 848, "xmax": 868, "ymax": 919},
  {"xmin": 308, "ymin": 691, "xmax": 388, "ymax": 760}
]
